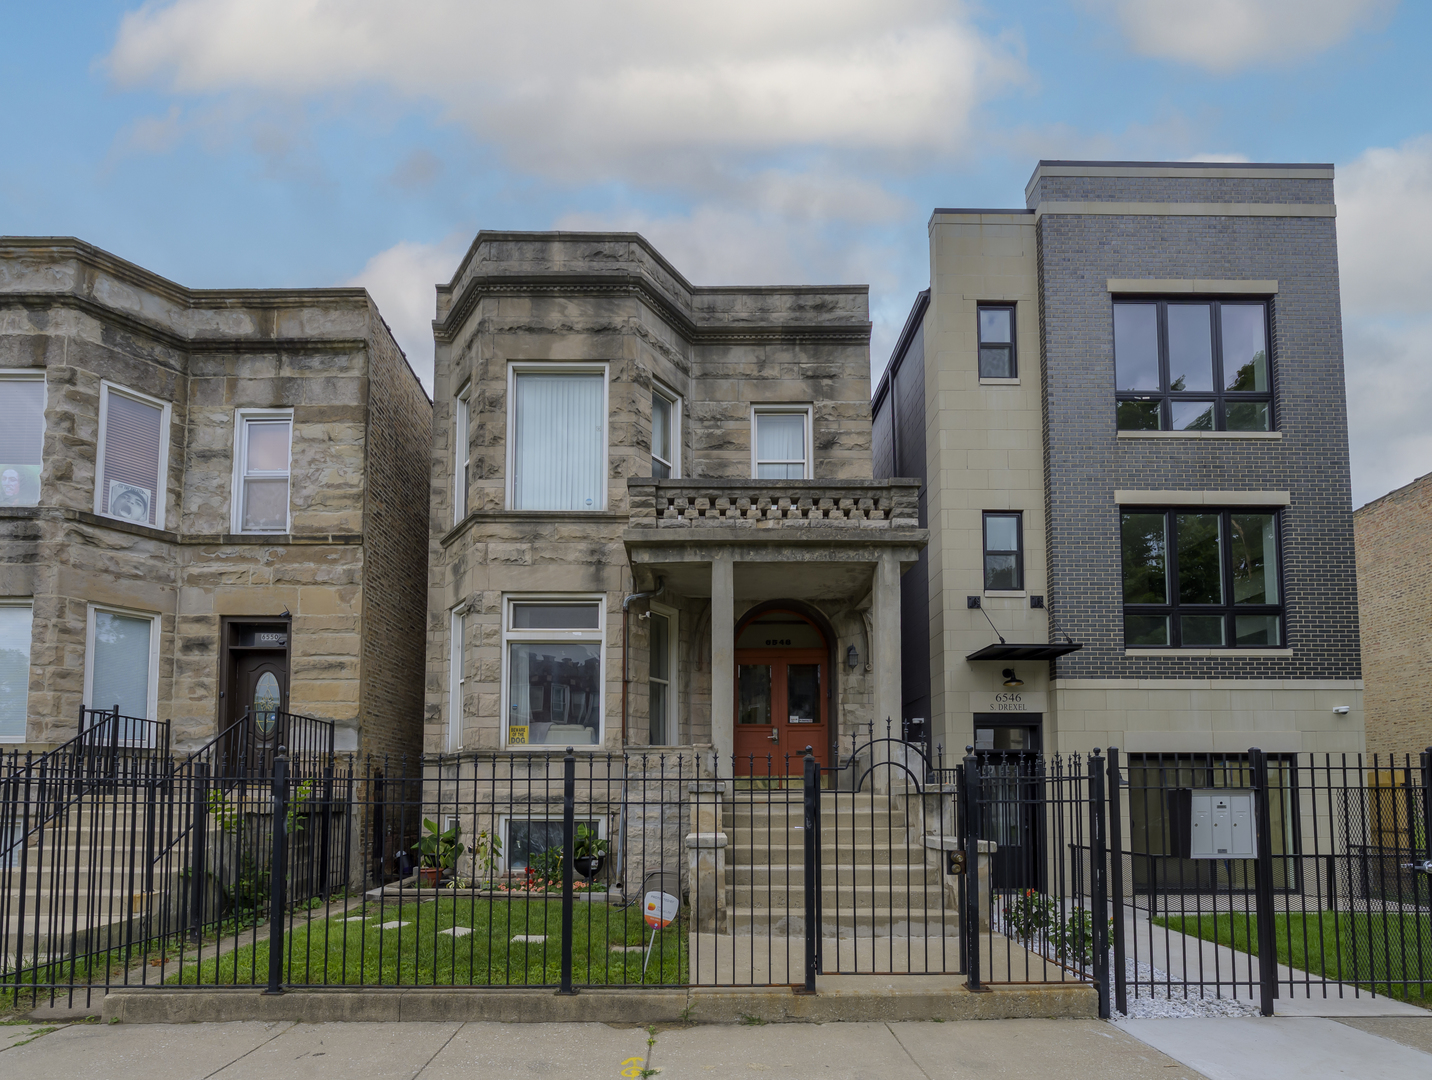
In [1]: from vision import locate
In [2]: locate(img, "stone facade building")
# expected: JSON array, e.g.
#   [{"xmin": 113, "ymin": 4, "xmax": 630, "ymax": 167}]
[
  {"xmin": 424, "ymin": 232, "xmax": 926, "ymax": 777},
  {"xmin": 1355, "ymin": 470, "xmax": 1432, "ymax": 755},
  {"xmin": 874, "ymin": 160, "xmax": 1366, "ymax": 765},
  {"xmin": 0, "ymin": 238, "xmax": 431, "ymax": 761}
]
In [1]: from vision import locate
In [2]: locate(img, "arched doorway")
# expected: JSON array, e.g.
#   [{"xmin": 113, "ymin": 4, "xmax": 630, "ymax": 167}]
[{"xmin": 733, "ymin": 606, "xmax": 832, "ymax": 774}]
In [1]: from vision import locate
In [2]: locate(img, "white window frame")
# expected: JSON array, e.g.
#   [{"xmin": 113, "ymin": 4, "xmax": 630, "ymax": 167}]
[
  {"xmin": 751, "ymin": 404, "xmax": 814, "ymax": 479},
  {"xmin": 0, "ymin": 599, "xmax": 33, "ymax": 744},
  {"xmin": 454, "ymin": 382, "xmax": 471, "ymax": 524},
  {"xmin": 647, "ymin": 600, "xmax": 679, "ymax": 746},
  {"xmin": 496, "ymin": 813, "xmax": 606, "ymax": 874},
  {"xmin": 449, "ymin": 603, "xmax": 468, "ymax": 752},
  {"xmin": 505, "ymin": 363, "xmax": 610, "ymax": 511},
  {"xmin": 651, "ymin": 383, "xmax": 682, "ymax": 479},
  {"xmin": 499, "ymin": 593, "xmax": 606, "ymax": 750},
  {"xmin": 0, "ymin": 369, "xmax": 48, "ymax": 505},
  {"xmin": 95, "ymin": 380, "xmax": 171, "ymax": 530},
  {"xmin": 82, "ymin": 603, "xmax": 161, "ymax": 723},
  {"xmin": 231, "ymin": 409, "xmax": 294, "ymax": 534}
]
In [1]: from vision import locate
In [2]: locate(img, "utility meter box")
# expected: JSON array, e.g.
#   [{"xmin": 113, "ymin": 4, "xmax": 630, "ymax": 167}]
[{"xmin": 1188, "ymin": 789, "xmax": 1255, "ymax": 859}]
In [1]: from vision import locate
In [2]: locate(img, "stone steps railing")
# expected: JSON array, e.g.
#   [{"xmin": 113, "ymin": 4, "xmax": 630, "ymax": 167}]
[{"xmin": 627, "ymin": 479, "xmax": 920, "ymax": 530}]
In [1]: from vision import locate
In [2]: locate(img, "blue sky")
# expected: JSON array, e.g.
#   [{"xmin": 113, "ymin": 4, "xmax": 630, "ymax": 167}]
[{"xmin": 3, "ymin": 1, "xmax": 1430, "ymax": 507}]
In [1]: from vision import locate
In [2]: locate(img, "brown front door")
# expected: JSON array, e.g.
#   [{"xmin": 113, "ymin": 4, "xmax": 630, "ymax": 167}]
[{"xmin": 733, "ymin": 648, "xmax": 828, "ymax": 775}]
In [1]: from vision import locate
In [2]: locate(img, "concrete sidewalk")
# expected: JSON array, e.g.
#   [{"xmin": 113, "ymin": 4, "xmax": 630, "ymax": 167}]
[{"xmin": 0, "ymin": 1018, "xmax": 1203, "ymax": 1079}]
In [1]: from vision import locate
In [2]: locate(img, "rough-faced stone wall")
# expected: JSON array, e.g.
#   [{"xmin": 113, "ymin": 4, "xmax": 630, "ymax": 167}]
[{"xmin": 1355, "ymin": 473, "xmax": 1432, "ymax": 753}]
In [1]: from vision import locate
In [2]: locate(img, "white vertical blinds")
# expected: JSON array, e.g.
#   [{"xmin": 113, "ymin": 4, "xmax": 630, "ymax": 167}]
[
  {"xmin": 512, "ymin": 373, "xmax": 605, "ymax": 510},
  {"xmin": 755, "ymin": 411, "xmax": 807, "ymax": 479},
  {"xmin": 0, "ymin": 605, "xmax": 32, "ymax": 740},
  {"xmin": 90, "ymin": 611, "xmax": 152, "ymax": 719},
  {"xmin": 0, "ymin": 378, "xmax": 45, "ymax": 508},
  {"xmin": 100, "ymin": 389, "xmax": 164, "ymax": 526}
]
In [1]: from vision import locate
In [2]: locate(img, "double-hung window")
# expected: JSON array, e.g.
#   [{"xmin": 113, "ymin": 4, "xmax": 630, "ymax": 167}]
[
  {"xmin": 1115, "ymin": 300, "xmax": 1272, "ymax": 432},
  {"xmin": 753, "ymin": 406, "xmax": 811, "ymax": 479},
  {"xmin": 454, "ymin": 384, "xmax": 471, "ymax": 523},
  {"xmin": 85, "ymin": 605, "xmax": 160, "ymax": 733},
  {"xmin": 978, "ymin": 305, "xmax": 1016, "ymax": 379},
  {"xmin": 96, "ymin": 382, "xmax": 169, "ymax": 529},
  {"xmin": 509, "ymin": 366, "xmax": 607, "ymax": 510},
  {"xmin": 502, "ymin": 598, "xmax": 603, "ymax": 747},
  {"xmin": 983, "ymin": 512, "xmax": 1023, "ymax": 591},
  {"xmin": 651, "ymin": 387, "xmax": 680, "ymax": 479},
  {"xmin": 234, "ymin": 412, "xmax": 293, "ymax": 533},
  {"xmin": 0, "ymin": 372, "xmax": 46, "ymax": 508},
  {"xmin": 647, "ymin": 602, "xmax": 678, "ymax": 745},
  {"xmin": 1122, "ymin": 509, "xmax": 1284, "ymax": 648},
  {"xmin": 449, "ymin": 607, "xmax": 467, "ymax": 752},
  {"xmin": 0, "ymin": 601, "xmax": 32, "ymax": 742}
]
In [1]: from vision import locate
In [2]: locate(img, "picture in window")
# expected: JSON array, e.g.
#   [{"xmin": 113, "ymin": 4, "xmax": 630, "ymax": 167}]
[
  {"xmin": 0, "ymin": 377, "xmax": 45, "ymax": 507},
  {"xmin": 99, "ymin": 387, "xmax": 165, "ymax": 527},
  {"xmin": 505, "ymin": 600, "xmax": 602, "ymax": 746}
]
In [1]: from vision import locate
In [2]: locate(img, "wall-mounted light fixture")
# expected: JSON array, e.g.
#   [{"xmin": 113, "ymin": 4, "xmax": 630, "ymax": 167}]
[
  {"xmin": 846, "ymin": 645, "xmax": 859, "ymax": 670},
  {"xmin": 1333, "ymin": 706, "xmax": 1350, "ymax": 715},
  {"xmin": 1002, "ymin": 668, "xmax": 1024, "ymax": 687}
]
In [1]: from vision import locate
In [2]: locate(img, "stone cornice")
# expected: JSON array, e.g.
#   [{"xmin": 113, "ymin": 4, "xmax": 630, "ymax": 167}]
[{"xmin": 1, "ymin": 506, "xmax": 362, "ymax": 546}]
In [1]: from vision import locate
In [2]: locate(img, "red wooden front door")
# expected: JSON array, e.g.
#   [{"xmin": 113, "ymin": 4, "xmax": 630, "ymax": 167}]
[{"xmin": 733, "ymin": 647, "xmax": 828, "ymax": 775}]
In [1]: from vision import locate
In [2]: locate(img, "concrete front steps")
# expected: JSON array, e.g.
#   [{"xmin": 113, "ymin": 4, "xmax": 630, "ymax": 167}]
[{"xmin": 722, "ymin": 792, "xmax": 953, "ymax": 938}]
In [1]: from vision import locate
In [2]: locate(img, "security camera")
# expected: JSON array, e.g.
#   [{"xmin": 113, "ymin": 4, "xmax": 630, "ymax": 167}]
[{"xmin": 1332, "ymin": 706, "xmax": 1350, "ymax": 715}]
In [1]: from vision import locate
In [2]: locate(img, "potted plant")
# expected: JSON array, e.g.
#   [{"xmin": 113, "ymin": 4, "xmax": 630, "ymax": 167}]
[
  {"xmin": 573, "ymin": 823, "xmax": 608, "ymax": 882},
  {"xmin": 413, "ymin": 818, "xmax": 465, "ymax": 887}
]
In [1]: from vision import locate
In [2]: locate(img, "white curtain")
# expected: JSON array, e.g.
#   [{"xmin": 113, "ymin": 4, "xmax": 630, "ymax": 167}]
[
  {"xmin": 0, "ymin": 605, "xmax": 31, "ymax": 740},
  {"xmin": 756, "ymin": 412, "xmax": 805, "ymax": 479},
  {"xmin": 91, "ymin": 611, "xmax": 151, "ymax": 719},
  {"xmin": 513, "ymin": 373, "xmax": 604, "ymax": 510}
]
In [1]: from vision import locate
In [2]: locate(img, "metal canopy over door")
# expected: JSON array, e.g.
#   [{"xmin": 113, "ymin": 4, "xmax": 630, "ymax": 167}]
[
  {"xmin": 733, "ymin": 609, "xmax": 829, "ymax": 774},
  {"xmin": 974, "ymin": 715, "xmax": 1044, "ymax": 890}
]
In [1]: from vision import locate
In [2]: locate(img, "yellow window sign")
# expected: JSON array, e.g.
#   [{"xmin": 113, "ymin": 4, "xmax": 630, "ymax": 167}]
[{"xmin": 509, "ymin": 725, "xmax": 529, "ymax": 745}]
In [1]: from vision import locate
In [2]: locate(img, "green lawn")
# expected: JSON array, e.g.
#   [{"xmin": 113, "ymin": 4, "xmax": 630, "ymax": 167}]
[
  {"xmin": 171, "ymin": 897, "xmax": 690, "ymax": 987},
  {"xmin": 1154, "ymin": 911, "xmax": 1432, "ymax": 1007}
]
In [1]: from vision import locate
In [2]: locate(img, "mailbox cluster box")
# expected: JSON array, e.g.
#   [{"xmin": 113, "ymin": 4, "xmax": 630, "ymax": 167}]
[{"xmin": 1167, "ymin": 789, "xmax": 1256, "ymax": 859}]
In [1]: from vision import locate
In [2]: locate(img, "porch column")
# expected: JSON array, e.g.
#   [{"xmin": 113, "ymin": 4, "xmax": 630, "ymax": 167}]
[
  {"xmin": 871, "ymin": 550, "xmax": 903, "ymax": 789},
  {"xmin": 710, "ymin": 552, "xmax": 735, "ymax": 767}
]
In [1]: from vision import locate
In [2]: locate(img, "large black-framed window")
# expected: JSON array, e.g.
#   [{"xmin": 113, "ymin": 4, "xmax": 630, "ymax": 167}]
[
  {"xmin": 1114, "ymin": 300, "xmax": 1272, "ymax": 432},
  {"xmin": 983, "ymin": 511, "xmax": 1023, "ymax": 591},
  {"xmin": 1121, "ymin": 508, "xmax": 1284, "ymax": 648},
  {"xmin": 978, "ymin": 305, "xmax": 1016, "ymax": 379}
]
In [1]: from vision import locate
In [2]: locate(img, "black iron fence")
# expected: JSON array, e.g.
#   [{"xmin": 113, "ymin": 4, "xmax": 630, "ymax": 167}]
[{"xmin": 5, "ymin": 730, "xmax": 1428, "ymax": 1015}]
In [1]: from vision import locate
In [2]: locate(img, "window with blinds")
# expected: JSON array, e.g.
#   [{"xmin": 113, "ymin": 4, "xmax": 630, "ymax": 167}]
[
  {"xmin": 235, "ymin": 414, "xmax": 293, "ymax": 533},
  {"xmin": 0, "ymin": 375, "xmax": 45, "ymax": 508},
  {"xmin": 97, "ymin": 384, "xmax": 167, "ymax": 528},
  {"xmin": 0, "ymin": 603, "xmax": 32, "ymax": 741},
  {"xmin": 510, "ymin": 369, "xmax": 606, "ymax": 511}
]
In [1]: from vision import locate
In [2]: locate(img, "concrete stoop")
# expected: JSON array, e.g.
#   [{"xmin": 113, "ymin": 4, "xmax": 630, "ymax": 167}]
[{"xmin": 96, "ymin": 977, "xmax": 1095, "ymax": 1025}]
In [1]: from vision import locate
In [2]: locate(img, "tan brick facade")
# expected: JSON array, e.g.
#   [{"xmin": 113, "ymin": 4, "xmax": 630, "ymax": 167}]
[{"xmin": 1355, "ymin": 470, "xmax": 1432, "ymax": 755}]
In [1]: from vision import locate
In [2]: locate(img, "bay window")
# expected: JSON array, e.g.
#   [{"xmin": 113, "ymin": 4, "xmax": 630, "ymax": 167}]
[
  {"xmin": 651, "ymin": 386, "xmax": 679, "ymax": 479},
  {"xmin": 0, "ymin": 372, "xmax": 45, "ymax": 508},
  {"xmin": 0, "ymin": 602, "xmax": 31, "ymax": 741},
  {"xmin": 648, "ymin": 602, "xmax": 677, "ymax": 745},
  {"xmin": 1115, "ymin": 300, "xmax": 1272, "ymax": 432},
  {"xmin": 509, "ymin": 366, "xmax": 607, "ymax": 511},
  {"xmin": 1122, "ymin": 509, "xmax": 1284, "ymax": 648},
  {"xmin": 96, "ymin": 382, "xmax": 169, "ymax": 528},
  {"xmin": 502, "ymin": 598, "xmax": 604, "ymax": 747},
  {"xmin": 454, "ymin": 384, "xmax": 471, "ymax": 523}
]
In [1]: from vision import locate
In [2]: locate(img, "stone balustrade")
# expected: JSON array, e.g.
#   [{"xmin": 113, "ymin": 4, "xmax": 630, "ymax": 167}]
[{"xmin": 627, "ymin": 478, "xmax": 921, "ymax": 530}]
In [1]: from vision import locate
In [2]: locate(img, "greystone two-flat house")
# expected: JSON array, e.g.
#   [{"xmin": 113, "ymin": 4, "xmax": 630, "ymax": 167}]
[
  {"xmin": 0, "ymin": 238, "xmax": 431, "ymax": 763},
  {"xmin": 423, "ymin": 232, "xmax": 926, "ymax": 875},
  {"xmin": 874, "ymin": 161, "xmax": 1365, "ymax": 797}
]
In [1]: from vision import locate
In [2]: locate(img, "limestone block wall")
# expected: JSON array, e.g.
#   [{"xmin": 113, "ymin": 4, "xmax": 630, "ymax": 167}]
[{"xmin": 1354, "ymin": 471, "xmax": 1432, "ymax": 754}]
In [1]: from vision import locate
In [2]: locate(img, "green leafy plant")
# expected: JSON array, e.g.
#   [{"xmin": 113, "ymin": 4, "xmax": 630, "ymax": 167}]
[
  {"xmin": 286, "ymin": 779, "xmax": 314, "ymax": 834},
  {"xmin": 526, "ymin": 846, "xmax": 564, "ymax": 889},
  {"xmin": 1000, "ymin": 889, "xmax": 1055, "ymax": 945},
  {"xmin": 471, "ymin": 827, "xmax": 502, "ymax": 885},
  {"xmin": 574, "ymin": 824, "xmax": 608, "ymax": 860},
  {"xmin": 413, "ymin": 818, "xmax": 465, "ymax": 872},
  {"xmin": 207, "ymin": 789, "xmax": 243, "ymax": 835}
]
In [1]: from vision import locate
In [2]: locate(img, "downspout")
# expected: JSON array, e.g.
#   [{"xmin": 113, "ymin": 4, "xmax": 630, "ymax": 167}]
[{"xmin": 617, "ymin": 576, "xmax": 664, "ymax": 889}]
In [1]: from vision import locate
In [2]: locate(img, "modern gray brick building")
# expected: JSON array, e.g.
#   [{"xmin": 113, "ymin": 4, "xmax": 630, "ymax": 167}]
[{"xmin": 873, "ymin": 161, "xmax": 1363, "ymax": 763}]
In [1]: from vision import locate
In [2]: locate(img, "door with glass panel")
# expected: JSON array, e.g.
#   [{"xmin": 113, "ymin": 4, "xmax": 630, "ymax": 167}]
[
  {"xmin": 974, "ymin": 718, "xmax": 1043, "ymax": 890},
  {"xmin": 734, "ymin": 651, "xmax": 828, "ymax": 774}
]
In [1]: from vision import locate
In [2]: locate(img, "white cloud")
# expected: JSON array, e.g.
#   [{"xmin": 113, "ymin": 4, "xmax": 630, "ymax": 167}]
[
  {"xmin": 1100, "ymin": 0, "xmax": 1394, "ymax": 73},
  {"xmin": 1338, "ymin": 136, "xmax": 1432, "ymax": 503},
  {"xmin": 343, "ymin": 235, "xmax": 469, "ymax": 393},
  {"xmin": 106, "ymin": 0, "xmax": 1025, "ymax": 184}
]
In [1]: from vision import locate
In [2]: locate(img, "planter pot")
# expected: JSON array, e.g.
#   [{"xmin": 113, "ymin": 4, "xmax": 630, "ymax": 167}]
[
  {"xmin": 418, "ymin": 866, "xmax": 441, "ymax": 887},
  {"xmin": 574, "ymin": 854, "xmax": 605, "ymax": 882}
]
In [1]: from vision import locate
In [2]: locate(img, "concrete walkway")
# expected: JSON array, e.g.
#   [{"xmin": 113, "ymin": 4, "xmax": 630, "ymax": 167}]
[{"xmin": 0, "ymin": 1018, "xmax": 1206, "ymax": 1079}]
